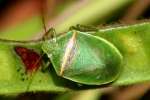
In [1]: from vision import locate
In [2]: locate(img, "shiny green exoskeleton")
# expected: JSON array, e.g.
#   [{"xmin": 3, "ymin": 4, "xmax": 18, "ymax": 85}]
[{"xmin": 42, "ymin": 30, "xmax": 123, "ymax": 85}]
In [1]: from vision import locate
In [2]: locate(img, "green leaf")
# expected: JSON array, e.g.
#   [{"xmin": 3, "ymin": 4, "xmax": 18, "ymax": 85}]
[{"xmin": 0, "ymin": 22, "xmax": 149, "ymax": 94}]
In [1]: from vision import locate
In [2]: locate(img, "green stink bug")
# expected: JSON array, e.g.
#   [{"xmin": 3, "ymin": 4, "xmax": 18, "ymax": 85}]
[{"xmin": 42, "ymin": 29, "xmax": 123, "ymax": 85}]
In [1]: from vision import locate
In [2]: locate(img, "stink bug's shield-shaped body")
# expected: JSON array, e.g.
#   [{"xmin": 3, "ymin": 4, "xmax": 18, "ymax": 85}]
[{"xmin": 42, "ymin": 30, "xmax": 123, "ymax": 85}]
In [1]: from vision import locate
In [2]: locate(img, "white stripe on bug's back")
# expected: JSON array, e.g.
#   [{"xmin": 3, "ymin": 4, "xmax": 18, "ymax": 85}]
[{"xmin": 60, "ymin": 31, "xmax": 77, "ymax": 76}]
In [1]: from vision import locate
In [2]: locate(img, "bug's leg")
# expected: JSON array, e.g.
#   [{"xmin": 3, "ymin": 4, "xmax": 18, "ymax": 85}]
[
  {"xmin": 41, "ymin": 60, "xmax": 51, "ymax": 72},
  {"xmin": 42, "ymin": 28, "xmax": 57, "ymax": 41},
  {"xmin": 40, "ymin": 53, "xmax": 52, "ymax": 72},
  {"xmin": 69, "ymin": 24, "xmax": 99, "ymax": 32}
]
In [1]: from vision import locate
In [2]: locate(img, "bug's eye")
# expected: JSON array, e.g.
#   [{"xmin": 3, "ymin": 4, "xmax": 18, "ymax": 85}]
[{"xmin": 42, "ymin": 31, "xmax": 123, "ymax": 85}]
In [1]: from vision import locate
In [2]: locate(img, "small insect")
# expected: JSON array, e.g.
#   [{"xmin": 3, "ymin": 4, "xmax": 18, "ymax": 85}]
[
  {"xmin": 42, "ymin": 28, "xmax": 123, "ymax": 85},
  {"xmin": 14, "ymin": 6, "xmax": 122, "ymax": 85}
]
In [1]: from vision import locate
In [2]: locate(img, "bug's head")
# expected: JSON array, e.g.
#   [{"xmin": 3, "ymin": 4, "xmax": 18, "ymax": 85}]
[{"xmin": 42, "ymin": 38, "xmax": 58, "ymax": 58}]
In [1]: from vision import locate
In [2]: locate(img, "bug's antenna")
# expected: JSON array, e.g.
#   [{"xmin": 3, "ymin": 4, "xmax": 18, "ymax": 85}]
[
  {"xmin": 41, "ymin": 5, "xmax": 47, "ymax": 34},
  {"xmin": 40, "ymin": 0, "xmax": 57, "ymax": 41},
  {"xmin": 40, "ymin": 0, "xmax": 47, "ymax": 35},
  {"xmin": 40, "ymin": 3, "xmax": 57, "ymax": 42}
]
